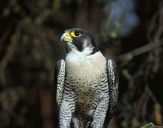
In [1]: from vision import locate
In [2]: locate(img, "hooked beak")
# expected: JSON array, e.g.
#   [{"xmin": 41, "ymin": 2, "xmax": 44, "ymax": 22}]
[{"xmin": 61, "ymin": 32, "xmax": 72, "ymax": 43}]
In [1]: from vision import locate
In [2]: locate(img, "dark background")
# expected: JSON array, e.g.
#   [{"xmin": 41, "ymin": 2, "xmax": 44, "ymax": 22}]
[{"xmin": 0, "ymin": 0, "xmax": 163, "ymax": 128}]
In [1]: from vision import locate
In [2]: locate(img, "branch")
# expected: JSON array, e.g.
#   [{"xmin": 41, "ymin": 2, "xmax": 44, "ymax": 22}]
[
  {"xmin": 116, "ymin": 40, "xmax": 163, "ymax": 62},
  {"xmin": 0, "ymin": 28, "xmax": 10, "ymax": 46},
  {"xmin": 0, "ymin": 19, "xmax": 27, "ymax": 86},
  {"xmin": 117, "ymin": 1, "xmax": 163, "ymax": 62},
  {"xmin": 0, "ymin": 35, "xmax": 18, "ymax": 86}
]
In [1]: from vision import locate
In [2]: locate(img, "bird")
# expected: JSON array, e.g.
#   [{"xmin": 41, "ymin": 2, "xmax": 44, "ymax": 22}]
[{"xmin": 54, "ymin": 28, "xmax": 119, "ymax": 128}]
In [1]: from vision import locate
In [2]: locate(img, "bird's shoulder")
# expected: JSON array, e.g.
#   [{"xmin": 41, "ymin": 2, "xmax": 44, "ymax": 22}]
[{"xmin": 55, "ymin": 59, "xmax": 65, "ymax": 74}]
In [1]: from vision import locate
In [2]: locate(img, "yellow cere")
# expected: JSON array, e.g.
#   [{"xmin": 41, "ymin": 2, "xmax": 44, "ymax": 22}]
[{"xmin": 70, "ymin": 31, "xmax": 81, "ymax": 37}]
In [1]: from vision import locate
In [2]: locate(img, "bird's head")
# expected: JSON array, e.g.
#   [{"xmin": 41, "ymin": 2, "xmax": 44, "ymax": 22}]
[{"xmin": 61, "ymin": 28, "xmax": 97, "ymax": 55}]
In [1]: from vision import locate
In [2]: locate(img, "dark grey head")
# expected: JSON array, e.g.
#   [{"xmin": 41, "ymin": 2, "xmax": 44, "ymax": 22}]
[{"xmin": 61, "ymin": 28, "xmax": 97, "ymax": 54}]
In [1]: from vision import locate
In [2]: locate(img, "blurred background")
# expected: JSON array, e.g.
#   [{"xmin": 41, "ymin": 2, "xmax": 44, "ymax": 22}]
[{"xmin": 0, "ymin": 0, "xmax": 163, "ymax": 128}]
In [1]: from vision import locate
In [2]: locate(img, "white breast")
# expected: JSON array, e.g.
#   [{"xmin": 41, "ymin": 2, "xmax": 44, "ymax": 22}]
[{"xmin": 65, "ymin": 50, "xmax": 106, "ymax": 81}]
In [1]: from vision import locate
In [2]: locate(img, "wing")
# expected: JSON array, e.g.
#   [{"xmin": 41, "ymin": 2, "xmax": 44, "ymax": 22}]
[
  {"xmin": 107, "ymin": 59, "xmax": 119, "ymax": 122},
  {"xmin": 54, "ymin": 59, "xmax": 65, "ymax": 108},
  {"xmin": 54, "ymin": 59, "xmax": 65, "ymax": 127}
]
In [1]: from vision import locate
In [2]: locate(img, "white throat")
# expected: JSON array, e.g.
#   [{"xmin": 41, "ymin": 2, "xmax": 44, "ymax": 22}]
[
  {"xmin": 65, "ymin": 50, "xmax": 106, "ymax": 79},
  {"xmin": 82, "ymin": 47, "xmax": 94, "ymax": 56}
]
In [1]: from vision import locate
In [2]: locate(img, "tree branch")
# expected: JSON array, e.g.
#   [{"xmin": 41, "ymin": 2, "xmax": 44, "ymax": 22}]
[
  {"xmin": 0, "ymin": 19, "xmax": 27, "ymax": 86},
  {"xmin": 116, "ymin": 40, "xmax": 163, "ymax": 62}
]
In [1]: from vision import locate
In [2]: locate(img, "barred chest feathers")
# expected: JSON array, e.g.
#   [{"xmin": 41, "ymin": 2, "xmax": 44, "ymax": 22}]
[{"xmin": 65, "ymin": 49, "xmax": 108, "ymax": 119}]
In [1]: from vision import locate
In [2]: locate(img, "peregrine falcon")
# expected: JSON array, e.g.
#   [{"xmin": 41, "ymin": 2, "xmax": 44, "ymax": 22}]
[{"xmin": 54, "ymin": 28, "xmax": 119, "ymax": 128}]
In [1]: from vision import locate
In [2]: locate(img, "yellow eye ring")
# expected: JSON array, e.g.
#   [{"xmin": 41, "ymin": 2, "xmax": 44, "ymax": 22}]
[{"xmin": 70, "ymin": 31, "xmax": 81, "ymax": 37}]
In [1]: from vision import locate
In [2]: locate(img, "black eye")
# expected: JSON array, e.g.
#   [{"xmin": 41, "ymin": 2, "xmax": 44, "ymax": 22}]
[{"xmin": 74, "ymin": 31, "xmax": 80, "ymax": 36}]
